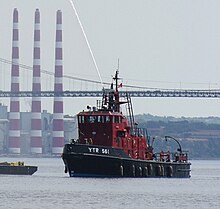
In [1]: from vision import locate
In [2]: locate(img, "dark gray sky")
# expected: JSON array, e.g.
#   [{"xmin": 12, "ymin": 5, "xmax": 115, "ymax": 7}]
[{"xmin": 1, "ymin": 0, "xmax": 220, "ymax": 117}]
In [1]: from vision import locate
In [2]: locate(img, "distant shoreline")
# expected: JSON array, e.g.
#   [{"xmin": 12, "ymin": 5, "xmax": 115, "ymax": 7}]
[
  {"xmin": 0, "ymin": 154, "xmax": 61, "ymax": 158},
  {"xmin": 0, "ymin": 154, "xmax": 219, "ymax": 161}
]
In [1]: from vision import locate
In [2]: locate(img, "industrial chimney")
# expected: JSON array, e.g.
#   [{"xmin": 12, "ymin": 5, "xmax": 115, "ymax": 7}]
[
  {"xmin": 52, "ymin": 10, "xmax": 64, "ymax": 154},
  {"xmin": 8, "ymin": 8, "xmax": 20, "ymax": 154},
  {"xmin": 30, "ymin": 9, "xmax": 42, "ymax": 154}
]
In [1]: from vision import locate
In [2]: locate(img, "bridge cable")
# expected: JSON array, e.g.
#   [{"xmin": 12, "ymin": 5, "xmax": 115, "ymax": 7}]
[{"xmin": 67, "ymin": 0, "xmax": 104, "ymax": 87}]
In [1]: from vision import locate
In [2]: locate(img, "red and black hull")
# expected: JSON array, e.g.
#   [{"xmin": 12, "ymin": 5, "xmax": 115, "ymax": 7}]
[{"xmin": 62, "ymin": 144, "xmax": 191, "ymax": 178}]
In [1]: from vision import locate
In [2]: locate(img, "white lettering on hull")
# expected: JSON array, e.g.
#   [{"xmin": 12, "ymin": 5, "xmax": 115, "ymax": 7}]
[{"xmin": 88, "ymin": 147, "xmax": 110, "ymax": 155}]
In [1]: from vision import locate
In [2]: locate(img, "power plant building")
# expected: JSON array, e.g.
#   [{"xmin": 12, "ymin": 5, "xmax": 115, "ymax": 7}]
[{"xmin": 0, "ymin": 103, "xmax": 77, "ymax": 155}]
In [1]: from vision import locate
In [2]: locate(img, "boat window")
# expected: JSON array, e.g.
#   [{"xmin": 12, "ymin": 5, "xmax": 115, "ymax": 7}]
[
  {"xmin": 102, "ymin": 116, "xmax": 105, "ymax": 123},
  {"xmin": 115, "ymin": 116, "xmax": 119, "ymax": 123},
  {"xmin": 85, "ymin": 116, "xmax": 89, "ymax": 123},
  {"xmin": 78, "ymin": 116, "xmax": 81, "ymax": 124},
  {"xmin": 112, "ymin": 116, "xmax": 115, "ymax": 123},
  {"xmin": 81, "ymin": 116, "xmax": 84, "ymax": 123},
  {"xmin": 106, "ymin": 116, "xmax": 110, "ymax": 123},
  {"xmin": 97, "ymin": 116, "xmax": 101, "ymax": 123},
  {"xmin": 117, "ymin": 131, "xmax": 125, "ymax": 137},
  {"xmin": 88, "ymin": 116, "xmax": 97, "ymax": 123}
]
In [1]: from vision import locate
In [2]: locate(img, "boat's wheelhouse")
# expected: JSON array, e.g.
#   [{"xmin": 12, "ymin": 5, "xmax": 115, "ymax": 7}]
[
  {"xmin": 78, "ymin": 111, "xmax": 124, "ymax": 147},
  {"xmin": 77, "ymin": 109, "xmax": 152, "ymax": 160}
]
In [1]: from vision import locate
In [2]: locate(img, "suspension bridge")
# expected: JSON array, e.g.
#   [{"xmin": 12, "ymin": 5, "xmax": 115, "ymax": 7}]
[{"xmin": 1, "ymin": 56, "xmax": 220, "ymax": 98}]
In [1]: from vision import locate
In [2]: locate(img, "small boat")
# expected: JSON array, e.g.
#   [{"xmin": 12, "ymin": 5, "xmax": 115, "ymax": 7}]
[
  {"xmin": 62, "ymin": 71, "xmax": 191, "ymax": 178},
  {"xmin": 0, "ymin": 161, "xmax": 37, "ymax": 175}
]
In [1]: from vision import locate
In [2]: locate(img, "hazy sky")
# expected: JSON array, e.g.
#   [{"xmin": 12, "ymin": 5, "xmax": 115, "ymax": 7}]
[{"xmin": 1, "ymin": 0, "xmax": 220, "ymax": 117}]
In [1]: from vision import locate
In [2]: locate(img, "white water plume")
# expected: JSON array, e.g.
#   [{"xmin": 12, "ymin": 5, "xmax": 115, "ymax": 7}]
[{"xmin": 67, "ymin": 0, "xmax": 103, "ymax": 86}]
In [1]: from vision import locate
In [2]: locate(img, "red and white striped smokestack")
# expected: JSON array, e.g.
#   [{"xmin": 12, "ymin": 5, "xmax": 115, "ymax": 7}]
[
  {"xmin": 8, "ymin": 8, "xmax": 20, "ymax": 154},
  {"xmin": 30, "ymin": 9, "xmax": 42, "ymax": 154},
  {"xmin": 52, "ymin": 10, "xmax": 64, "ymax": 154}
]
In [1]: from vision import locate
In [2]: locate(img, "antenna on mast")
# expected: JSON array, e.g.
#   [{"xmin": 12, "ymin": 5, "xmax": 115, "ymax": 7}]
[{"xmin": 117, "ymin": 58, "xmax": 120, "ymax": 71}]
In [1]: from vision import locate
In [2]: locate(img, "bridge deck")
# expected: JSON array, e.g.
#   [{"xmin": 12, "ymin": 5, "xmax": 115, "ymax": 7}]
[{"xmin": 1, "ymin": 90, "xmax": 220, "ymax": 98}]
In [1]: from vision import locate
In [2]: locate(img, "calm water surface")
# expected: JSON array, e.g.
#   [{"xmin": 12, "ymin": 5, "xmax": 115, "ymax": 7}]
[{"xmin": 0, "ymin": 158, "xmax": 219, "ymax": 209}]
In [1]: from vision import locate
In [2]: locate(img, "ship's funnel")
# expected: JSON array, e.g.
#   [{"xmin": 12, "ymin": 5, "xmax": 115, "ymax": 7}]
[
  {"xmin": 52, "ymin": 10, "xmax": 64, "ymax": 154},
  {"xmin": 30, "ymin": 9, "xmax": 42, "ymax": 154},
  {"xmin": 8, "ymin": 8, "xmax": 20, "ymax": 154}
]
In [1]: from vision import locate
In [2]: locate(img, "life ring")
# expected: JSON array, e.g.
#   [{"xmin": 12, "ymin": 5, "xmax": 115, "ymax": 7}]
[
  {"xmin": 120, "ymin": 165, "xmax": 124, "ymax": 177},
  {"xmin": 167, "ymin": 166, "xmax": 173, "ymax": 177}
]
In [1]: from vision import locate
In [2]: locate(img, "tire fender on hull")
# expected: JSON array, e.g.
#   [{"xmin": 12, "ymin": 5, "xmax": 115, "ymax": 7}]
[
  {"xmin": 132, "ymin": 165, "xmax": 135, "ymax": 177},
  {"xmin": 148, "ymin": 164, "xmax": 153, "ymax": 176},
  {"xmin": 120, "ymin": 165, "xmax": 124, "ymax": 177},
  {"xmin": 167, "ymin": 165, "xmax": 173, "ymax": 177},
  {"xmin": 155, "ymin": 165, "xmax": 165, "ymax": 177},
  {"xmin": 144, "ymin": 167, "xmax": 148, "ymax": 177},
  {"xmin": 138, "ymin": 166, "xmax": 142, "ymax": 177}
]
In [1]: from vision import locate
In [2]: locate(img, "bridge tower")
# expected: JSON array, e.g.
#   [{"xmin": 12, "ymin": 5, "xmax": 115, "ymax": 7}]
[
  {"xmin": 30, "ymin": 9, "xmax": 42, "ymax": 154},
  {"xmin": 52, "ymin": 10, "xmax": 64, "ymax": 154},
  {"xmin": 8, "ymin": 8, "xmax": 20, "ymax": 153}
]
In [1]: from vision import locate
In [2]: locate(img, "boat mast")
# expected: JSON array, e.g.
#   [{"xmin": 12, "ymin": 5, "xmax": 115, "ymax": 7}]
[{"xmin": 113, "ymin": 70, "xmax": 120, "ymax": 112}]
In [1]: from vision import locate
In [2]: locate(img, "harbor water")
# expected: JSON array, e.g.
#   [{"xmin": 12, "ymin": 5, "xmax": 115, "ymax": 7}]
[{"xmin": 0, "ymin": 158, "xmax": 219, "ymax": 209}]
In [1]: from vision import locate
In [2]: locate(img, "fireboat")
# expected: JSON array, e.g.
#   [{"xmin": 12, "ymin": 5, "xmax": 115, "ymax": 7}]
[{"xmin": 62, "ymin": 71, "xmax": 191, "ymax": 178}]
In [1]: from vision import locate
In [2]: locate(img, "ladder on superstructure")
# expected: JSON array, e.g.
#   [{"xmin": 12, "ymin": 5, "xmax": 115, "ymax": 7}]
[{"xmin": 126, "ymin": 92, "xmax": 135, "ymax": 135}]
